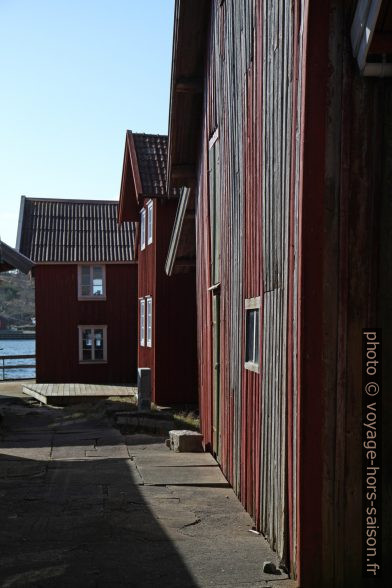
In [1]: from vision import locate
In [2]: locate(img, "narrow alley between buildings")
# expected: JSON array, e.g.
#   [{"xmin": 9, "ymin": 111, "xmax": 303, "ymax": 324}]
[{"xmin": 0, "ymin": 383, "xmax": 295, "ymax": 588}]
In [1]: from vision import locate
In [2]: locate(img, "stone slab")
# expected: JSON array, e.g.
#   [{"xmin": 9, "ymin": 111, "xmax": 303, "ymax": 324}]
[
  {"xmin": 129, "ymin": 451, "xmax": 217, "ymax": 467},
  {"xmin": 135, "ymin": 464, "xmax": 230, "ymax": 487}
]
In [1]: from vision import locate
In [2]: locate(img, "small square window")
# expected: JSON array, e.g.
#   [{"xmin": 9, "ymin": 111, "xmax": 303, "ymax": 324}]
[
  {"xmin": 245, "ymin": 297, "xmax": 260, "ymax": 373},
  {"xmin": 139, "ymin": 298, "xmax": 145, "ymax": 346},
  {"xmin": 147, "ymin": 200, "xmax": 153, "ymax": 245},
  {"xmin": 78, "ymin": 326, "xmax": 107, "ymax": 362},
  {"xmin": 140, "ymin": 209, "xmax": 146, "ymax": 251},
  {"xmin": 78, "ymin": 265, "xmax": 105, "ymax": 299},
  {"xmin": 146, "ymin": 296, "xmax": 152, "ymax": 347}
]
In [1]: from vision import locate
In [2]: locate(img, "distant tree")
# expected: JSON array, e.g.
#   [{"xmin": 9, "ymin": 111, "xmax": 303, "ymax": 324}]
[{"xmin": 0, "ymin": 271, "xmax": 35, "ymax": 328}]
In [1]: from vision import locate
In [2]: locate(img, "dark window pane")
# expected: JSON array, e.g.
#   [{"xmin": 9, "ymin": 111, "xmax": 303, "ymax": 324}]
[
  {"xmin": 95, "ymin": 348, "xmax": 103, "ymax": 360},
  {"xmin": 81, "ymin": 266, "xmax": 90, "ymax": 284},
  {"xmin": 94, "ymin": 330, "xmax": 104, "ymax": 360},
  {"xmin": 83, "ymin": 349, "xmax": 92, "ymax": 360},
  {"xmin": 254, "ymin": 310, "xmax": 259, "ymax": 364},
  {"xmin": 82, "ymin": 329, "xmax": 92, "ymax": 347},
  {"xmin": 246, "ymin": 310, "xmax": 255, "ymax": 361},
  {"xmin": 245, "ymin": 309, "xmax": 259, "ymax": 364},
  {"xmin": 92, "ymin": 266, "xmax": 102, "ymax": 280}
]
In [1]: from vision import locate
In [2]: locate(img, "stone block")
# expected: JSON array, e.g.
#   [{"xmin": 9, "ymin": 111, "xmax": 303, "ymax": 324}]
[{"xmin": 169, "ymin": 430, "xmax": 203, "ymax": 453}]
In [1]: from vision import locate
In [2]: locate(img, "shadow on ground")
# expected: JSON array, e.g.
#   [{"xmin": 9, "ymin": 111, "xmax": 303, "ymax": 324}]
[
  {"xmin": 0, "ymin": 430, "xmax": 198, "ymax": 587},
  {"xmin": 0, "ymin": 389, "xmax": 294, "ymax": 588}
]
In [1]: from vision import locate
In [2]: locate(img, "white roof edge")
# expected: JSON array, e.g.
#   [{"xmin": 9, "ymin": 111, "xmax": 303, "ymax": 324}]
[
  {"xmin": 351, "ymin": 0, "xmax": 384, "ymax": 75},
  {"xmin": 15, "ymin": 195, "xmax": 26, "ymax": 251}
]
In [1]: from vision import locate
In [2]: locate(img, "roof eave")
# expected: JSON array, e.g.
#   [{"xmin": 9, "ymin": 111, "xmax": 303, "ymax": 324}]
[
  {"xmin": 15, "ymin": 195, "xmax": 26, "ymax": 252},
  {"xmin": 127, "ymin": 131, "xmax": 143, "ymax": 205},
  {"xmin": 118, "ymin": 132, "xmax": 142, "ymax": 223},
  {"xmin": 0, "ymin": 241, "xmax": 34, "ymax": 274},
  {"xmin": 165, "ymin": 187, "xmax": 195, "ymax": 276},
  {"xmin": 167, "ymin": 0, "xmax": 210, "ymax": 193}
]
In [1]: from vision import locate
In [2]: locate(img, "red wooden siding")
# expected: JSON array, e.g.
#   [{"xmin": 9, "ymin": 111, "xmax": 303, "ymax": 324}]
[
  {"xmin": 169, "ymin": 1, "xmax": 390, "ymax": 585},
  {"xmin": 317, "ymin": 2, "xmax": 387, "ymax": 586},
  {"xmin": 138, "ymin": 198, "xmax": 197, "ymax": 405},
  {"xmin": 192, "ymin": 0, "xmax": 309, "ymax": 580},
  {"xmin": 196, "ymin": 147, "xmax": 213, "ymax": 450},
  {"xmin": 241, "ymin": 2, "xmax": 263, "ymax": 528},
  {"xmin": 34, "ymin": 263, "xmax": 137, "ymax": 384},
  {"xmin": 137, "ymin": 199, "xmax": 156, "ymax": 393},
  {"xmin": 297, "ymin": 1, "xmax": 330, "ymax": 583}
]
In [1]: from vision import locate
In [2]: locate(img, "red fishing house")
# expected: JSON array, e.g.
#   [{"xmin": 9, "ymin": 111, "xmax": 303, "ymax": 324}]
[
  {"xmin": 118, "ymin": 131, "xmax": 197, "ymax": 406},
  {"xmin": 17, "ymin": 197, "xmax": 137, "ymax": 384}
]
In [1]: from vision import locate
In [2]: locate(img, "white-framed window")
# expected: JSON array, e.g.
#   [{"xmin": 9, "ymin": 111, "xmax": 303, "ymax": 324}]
[
  {"xmin": 146, "ymin": 296, "xmax": 152, "ymax": 347},
  {"xmin": 78, "ymin": 325, "xmax": 107, "ymax": 363},
  {"xmin": 147, "ymin": 200, "xmax": 153, "ymax": 245},
  {"xmin": 78, "ymin": 265, "xmax": 106, "ymax": 299},
  {"xmin": 244, "ymin": 297, "xmax": 260, "ymax": 373},
  {"xmin": 139, "ymin": 298, "xmax": 145, "ymax": 346},
  {"xmin": 140, "ymin": 208, "xmax": 146, "ymax": 251}
]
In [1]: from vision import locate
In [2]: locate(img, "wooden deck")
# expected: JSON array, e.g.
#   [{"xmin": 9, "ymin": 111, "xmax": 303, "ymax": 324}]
[{"xmin": 23, "ymin": 383, "xmax": 137, "ymax": 404}]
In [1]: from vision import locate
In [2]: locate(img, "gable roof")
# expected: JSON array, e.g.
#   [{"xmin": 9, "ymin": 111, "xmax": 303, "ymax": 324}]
[
  {"xmin": 17, "ymin": 197, "xmax": 136, "ymax": 263},
  {"xmin": 0, "ymin": 240, "xmax": 34, "ymax": 273},
  {"xmin": 118, "ymin": 131, "xmax": 177, "ymax": 223}
]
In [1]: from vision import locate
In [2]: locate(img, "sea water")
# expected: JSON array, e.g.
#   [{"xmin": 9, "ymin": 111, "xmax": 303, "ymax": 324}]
[{"xmin": 0, "ymin": 339, "xmax": 36, "ymax": 380}]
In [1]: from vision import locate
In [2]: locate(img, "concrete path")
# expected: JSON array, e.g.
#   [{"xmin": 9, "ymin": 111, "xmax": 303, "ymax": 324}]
[{"xmin": 0, "ymin": 388, "xmax": 296, "ymax": 588}]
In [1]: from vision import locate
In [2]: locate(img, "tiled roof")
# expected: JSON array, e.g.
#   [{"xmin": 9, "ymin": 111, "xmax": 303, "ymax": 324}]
[
  {"xmin": 0, "ymin": 240, "xmax": 34, "ymax": 274},
  {"xmin": 17, "ymin": 197, "xmax": 136, "ymax": 263},
  {"xmin": 131, "ymin": 132, "xmax": 175, "ymax": 198}
]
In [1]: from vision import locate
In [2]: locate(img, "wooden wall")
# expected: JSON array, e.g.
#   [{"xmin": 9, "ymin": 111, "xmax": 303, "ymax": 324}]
[
  {"xmin": 138, "ymin": 198, "xmax": 197, "ymax": 405},
  {"xmin": 318, "ymin": 2, "xmax": 389, "ymax": 586},
  {"xmin": 196, "ymin": 0, "xmax": 301, "ymax": 571},
  {"xmin": 137, "ymin": 199, "xmax": 157, "ymax": 394},
  {"xmin": 177, "ymin": 0, "xmax": 388, "ymax": 585},
  {"xmin": 34, "ymin": 263, "xmax": 137, "ymax": 383}
]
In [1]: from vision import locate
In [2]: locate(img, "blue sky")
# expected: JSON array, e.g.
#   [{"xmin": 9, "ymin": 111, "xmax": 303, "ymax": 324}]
[{"xmin": 0, "ymin": 0, "xmax": 174, "ymax": 246}]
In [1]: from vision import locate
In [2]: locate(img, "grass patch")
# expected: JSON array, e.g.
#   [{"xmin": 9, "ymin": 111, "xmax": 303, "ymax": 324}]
[{"xmin": 172, "ymin": 410, "xmax": 200, "ymax": 431}]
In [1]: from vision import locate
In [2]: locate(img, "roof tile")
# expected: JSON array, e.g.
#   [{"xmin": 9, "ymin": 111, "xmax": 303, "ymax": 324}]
[
  {"xmin": 131, "ymin": 133, "xmax": 177, "ymax": 198},
  {"xmin": 18, "ymin": 198, "xmax": 135, "ymax": 263}
]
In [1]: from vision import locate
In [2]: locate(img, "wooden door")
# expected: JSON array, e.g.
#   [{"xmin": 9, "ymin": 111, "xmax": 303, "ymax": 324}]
[{"xmin": 209, "ymin": 135, "xmax": 221, "ymax": 461}]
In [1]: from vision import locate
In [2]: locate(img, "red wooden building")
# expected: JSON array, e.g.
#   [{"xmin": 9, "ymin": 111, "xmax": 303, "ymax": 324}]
[
  {"xmin": 166, "ymin": 1, "xmax": 391, "ymax": 586},
  {"xmin": 118, "ymin": 131, "xmax": 197, "ymax": 405},
  {"xmin": 17, "ymin": 197, "xmax": 137, "ymax": 384}
]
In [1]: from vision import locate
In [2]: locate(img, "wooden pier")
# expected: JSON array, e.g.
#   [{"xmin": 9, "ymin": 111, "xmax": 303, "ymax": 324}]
[{"xmin": 23, "ymin": 382, "xmax": 137, "ymax": 404}]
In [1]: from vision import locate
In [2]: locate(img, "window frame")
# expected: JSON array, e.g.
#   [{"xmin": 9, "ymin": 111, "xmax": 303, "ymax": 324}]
[
  {"xmin": 78, "ymin": 325, "xmax": 107, "ymax": 363},
  {"xmin": 77, "ymin": 264, "xmax": 106, "ymax": 300},
  {"xmin": 147, "ymin": 200, "xmax": 153, "ymax": 245},
  {"xmin": 146, "ymin": 296, "xmax": 152, "ymax": 347},
  {"xmin": 244, "ymin": 297, "xmax": 261, "ymax": 373},
  {"xmin": 140, "ymin": 208, "xmax": 146, "ymax": 251},
  {"xmin": 139, "ymin": 298, "xmax": 145, "ymax": 347}
]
